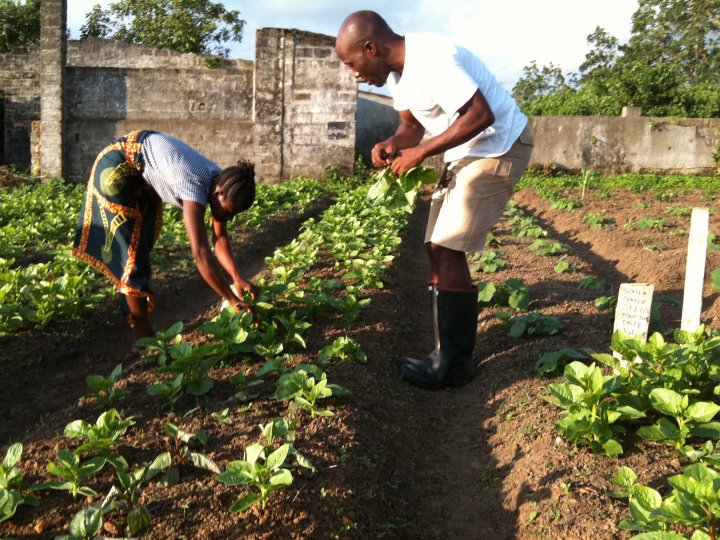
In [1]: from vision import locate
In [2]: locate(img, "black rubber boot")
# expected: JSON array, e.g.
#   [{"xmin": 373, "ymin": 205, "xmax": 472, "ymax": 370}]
[
  {"xmin": 401, "ymin": 288, "xmax": 478, "ymax": 389},
  {"xmin": 400, "ymin": 282, "xmax": 440, "ymax": 368}
]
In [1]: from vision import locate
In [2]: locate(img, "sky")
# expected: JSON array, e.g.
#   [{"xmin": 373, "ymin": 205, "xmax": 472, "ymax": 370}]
[{"xmin": 66, "ymin": 0, "xmax": 639, "ymax": 92}]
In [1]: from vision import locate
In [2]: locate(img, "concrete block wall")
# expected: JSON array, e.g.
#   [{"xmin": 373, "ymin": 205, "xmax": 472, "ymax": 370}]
[
  {"xmin": 253, "ymin": 28, "xmax": 356, "ymax": 183},
  {"xmin": 0, "ymin": 47, "xmax": 39, "ymax": 167},
  {"xmin": 64, "ymin": 63, "xmax": 255, "ymax": 182},
  {"xmin": 529, "ymin": 115, "xmax": 720, "ymax": 174}
]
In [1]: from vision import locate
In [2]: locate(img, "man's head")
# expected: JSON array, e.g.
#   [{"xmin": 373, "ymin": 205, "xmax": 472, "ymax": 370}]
[
  {"xmin": 210, "ymin": 160, "xmax": 255, "ymax": 223},
  {"xmin": 335, "ymin": 11, "xmax": 401, "ymax": 87}
]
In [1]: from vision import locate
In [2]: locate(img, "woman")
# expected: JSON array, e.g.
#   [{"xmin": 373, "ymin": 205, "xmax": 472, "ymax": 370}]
[{"xmin": 73, "ymin": 130, "xmax": 257, "ymax": 341}]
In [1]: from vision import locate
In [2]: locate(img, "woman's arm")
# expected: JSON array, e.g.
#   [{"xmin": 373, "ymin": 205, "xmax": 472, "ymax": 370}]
[
  {"xmin": 182, "ymin": 200, "xmax": 246, "ymax": 308},
  {"xmin": 211, "ymin": 216, "xmax": 257, "ymax": 298}
]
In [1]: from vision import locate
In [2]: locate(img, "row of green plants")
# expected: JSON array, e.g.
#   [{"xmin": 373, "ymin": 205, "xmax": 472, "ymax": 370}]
[
  {"xmin": 0, "ymin": 177, "xmax": 332, "ymax": 335},
  {"xmin": 511, "ymin": 174, "xmax": 720, "ymax": 538},
  {"xmin": 0, "ymin": 170, "xmax": 414, "ymax": 537}
]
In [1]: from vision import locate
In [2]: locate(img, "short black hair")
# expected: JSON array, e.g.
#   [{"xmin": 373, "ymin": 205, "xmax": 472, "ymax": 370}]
[{"xmin": 214, "ymin": 160, "xmax": 255, "ymax": 212}]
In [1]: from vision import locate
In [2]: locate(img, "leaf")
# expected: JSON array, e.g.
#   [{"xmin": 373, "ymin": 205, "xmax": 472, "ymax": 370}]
[
  {"xmin": 189, "ymin": 452, "xmax": 221, "ymax": 474},
  {"xmin": 265, "ymin": 444, "xmax": 290, "ymax": 472},
  {"xmin": 2, "ymin": 443, "xmax": 22, "ymax": 470},
  {"xmin": 637, "ymin": 417, "xmax": 680, "ymax": 441},
  {"xmin": 229, "ymin": 491, "xmax": 261, "ymax": 512},
  {"xmin": 269, "ymin": 468, "xmax": 293, "ymax": 488},
  {"xmin": 649, "ymin": 388, "xmax": 684, "ymax": 417},
  {"xmin": 685, "ymin": 401, "xmax": 720, "ymax": 423}
]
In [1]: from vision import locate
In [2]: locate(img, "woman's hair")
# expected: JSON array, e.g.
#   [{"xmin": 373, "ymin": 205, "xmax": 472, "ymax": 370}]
[{"xmin": 214, "ymin": 160, "xmax": 256, "ymax": 212}]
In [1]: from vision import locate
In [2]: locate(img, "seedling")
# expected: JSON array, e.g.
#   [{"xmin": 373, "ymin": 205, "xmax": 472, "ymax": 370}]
[
  {"xmin": 211, "ymin": 408, "xmax": 234, "ymax": 425},
  {"xmin": 534, "ymin": 348, "xmax": 586, "ymax": 376},
  {"xmin": 0, "ymin": 443, "xmax": 39, "ymax": 523},
  {"xmin": 39, "ymin": 449, "xmax": 106, "ymax": 499},
  {"xmin": 85, "ymin": 363, "xmax": 129, "ymax": 405},
  {"xmin": 158, "ymin": 422, "xmax": 220, "ymax": 485},
  {"xmin": 478, "ymin": 278, "xmax": 530, "ymax": 311},
  {"xmin": 543, "ymin": 361, "xmax": 625, "ymax": 456},
  {"xmin": 275, "ymin": 365, "xmax": 350, "ymax": 417},
  {"xmin": 64, "ymin": 408, "xmax": 135, "ymax": 457},
  {"xmin": 508, "ymin": 313, "xmax": 564, "ymax": 338},
  {"xmin": 528, "ymin": 239, "xmax": 569, "ymax": 256},
  {"xmin": 135, "ymin": 321, "xmax": 184, "ymax": 366},
  {"xmin": 230, "ymin": 371, "xmax": 265, "ymax": 401},
  {"xmin": 101, "ymin": 453, "xmax": 171, "ymax": 536},
  {"xmin": 55, "ymin": 506, "xmax": 104, "ymax": 540},
  {"xmin": 318, "ymin": 336, "xmax": 367, "ymax": 365},
  {"xmin": 578, "ymin": 276, "xmax": 604, "ymax": 290},
  {"xmin": 157, "ymin": 342, "xmax": 218, "ymax": 396},
  {"xmin": 595, "ymin": 296, "xmax": 617, "ymax": 310},
  {"xmin": 217, "ymin": 442, "xmax": 293, "ymax": 512},
  {"xmin": 147, "ymin": 373, "xmax": 184, "ymax": 410}
]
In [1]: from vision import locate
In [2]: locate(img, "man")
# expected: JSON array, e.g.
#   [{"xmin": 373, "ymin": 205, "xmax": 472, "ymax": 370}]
[
  {"xmin": 73, "ymin": 130, "xmax": 257, "ymax": 343},
  {"xmin": 336, "ymin": 11, "xmax": 534, "ymax": 389}
]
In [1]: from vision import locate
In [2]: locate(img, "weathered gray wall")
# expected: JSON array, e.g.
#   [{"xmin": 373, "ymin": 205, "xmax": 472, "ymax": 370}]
[
  {"xmin": 253, "ymin": 29, "xmax": 356, "ymax": 183},
  {"xmin": 528, "ymin": 115, "xmax": 720, "ymax": 174},
  {"xmin": 354, "ymin": 94, "xmax": 720, "ymax": 175},
  {"xmin": 0, "ymin": 24, "xmax": 356, "ymax": 183},
  {"xmin": 0, "ymin": 47, "xmax": 39, "ymax": 167}
]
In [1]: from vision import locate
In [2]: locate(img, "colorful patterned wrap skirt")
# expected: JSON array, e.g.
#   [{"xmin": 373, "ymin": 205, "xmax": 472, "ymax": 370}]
[{"xmin": 72, "ymin": 130, "xmax": 163, "ymax": 320}]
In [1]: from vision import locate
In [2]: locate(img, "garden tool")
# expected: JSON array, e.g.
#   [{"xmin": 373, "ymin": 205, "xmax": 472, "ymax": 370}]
[
  {"xmin": 400, "ymin": 287, "xmax": 478, "ymax": 389},
  {"xmin": 400, "ymin": 281, "xmax": 440, "ymax": 367}
]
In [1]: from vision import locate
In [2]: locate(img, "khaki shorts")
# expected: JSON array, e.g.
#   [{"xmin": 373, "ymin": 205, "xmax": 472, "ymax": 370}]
[{"xmin": 425, "ymin": 124, "xmax": 534, "ymax": 252}]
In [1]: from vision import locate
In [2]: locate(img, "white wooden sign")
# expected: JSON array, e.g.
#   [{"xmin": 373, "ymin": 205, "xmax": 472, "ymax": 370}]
[
  {"xmin": 681, "ymin": 208, "xmax": 709, "ymax": 332},
  {"xmin": 613, "ymin": 283, "xmax": 655, "ymax": 340}
]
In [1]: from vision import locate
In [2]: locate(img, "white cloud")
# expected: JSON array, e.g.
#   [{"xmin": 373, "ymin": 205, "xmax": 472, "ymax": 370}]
[{"xmin": 65, "ymin": 0, "xmax": 639, "ymax": 90}]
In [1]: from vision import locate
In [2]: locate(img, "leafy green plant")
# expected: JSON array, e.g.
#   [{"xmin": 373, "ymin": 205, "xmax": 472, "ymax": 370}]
[
  {"xmin": 158, "ymin": 422, "xmax": 220, "ymax": 485},
  {"xmin": 528, "ymin": 239, "xmax": 569, "ymax": 256},
  {"xmin": 39, "ymin": 449, "xmax": 106, "ymax": 499},
  {"xmin": 229, "ymin": 371, "xmax": 264, "ymax": 402},
  {"xmin": 477, "ymin": 278, "xmax": 530, "ymax": 311},
  {"xmin": 85, "ymin": 363, "xmax": 129, "ymax": 405},
  {"xmin": 636, "ymin": 388, "xmax": 720, "ymax": 450},
  {"xmin": 135, "ymin": 321, "xmax": 184, "ymax": 366},
  {"xmin": 336, "ymin": 293, "xmax": 371, "ymax": 322},
  {"xmin": 712, "ymin": 268, "xmax": 720, "ymax": 290},
  {"xmin": 366, "ymin": 166, "xmax": 438, "ymax": 212},
  {"xmin": 583, "ymin": 213, "xmax": 615, "ymax": 228},
  {"xmin": 595, "ymin": 295, "xmax": 617, "ymax": 310},
  {"xmin": 468, "ymin": 250, "xmax": 506, "ymax": 273},
  {"xmin": 611, "ymin": 463, "xmax": 720, "ymax": 538},
  {"xmin": 508, "ymin": 313, "xmax": 564, "ymax": 338},
  {"xmin": 578, "ymin": 276, "xmax": 605, "ymax": 290},
  {"xmin": 0, "ymin": 443, "xmax": 39, "ymax": 523},
  {"xmin": 533, "ymin": 348, "xmax": 587, "ymax": 376},
  {"xmin": 211, "ymin": 408, "xmax": 234, "ymax": 425},
  {"xmin": 147, "ymin": 373, "xmax": 184, "ymax": 410},
  {"xmin": 217, "ymin": 442, "xmax": 293, "ymax": 512},
  {"xmin": 554, "ymin": 256, "xmax": 575, "ymax": 274},
  {"xmin": 157, "ymin": 342, "xmax": 219, "ymax": 396},
  {"xmin": 101, "ymin": 453, "xmax": 171, "ymax": 537},
  {"xmin": 275, "ymin": 365, "xmax": 350, "ymax": 417},
  {"xmin": 318, "ymin": 336, "xmax": 367, "ymax": 365},
  {"xmin": 64, "ymin": 409, "xmax": 135, "ymax": 457},
  {"xmin": 55, "ymin": 506, "xmax": 104, "ymax": 540},
  {"xmin": 543, "ymin": 362, "xmax": 625, "ymax": 456}
]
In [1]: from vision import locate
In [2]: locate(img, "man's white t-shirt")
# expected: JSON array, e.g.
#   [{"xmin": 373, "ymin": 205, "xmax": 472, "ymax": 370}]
[{"xmin": 387, "ymin": 33, "xmax": 527, "ymax": 163}]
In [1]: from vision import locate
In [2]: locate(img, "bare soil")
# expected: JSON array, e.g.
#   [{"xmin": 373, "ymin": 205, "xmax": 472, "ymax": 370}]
[{"xmin": 0, "ymin": 185, "xmax": 718, "ymax": 540}]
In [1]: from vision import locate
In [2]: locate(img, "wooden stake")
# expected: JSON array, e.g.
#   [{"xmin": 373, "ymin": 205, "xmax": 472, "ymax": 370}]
[{"xmin": 681, "ymin": 208, "xmax": 709, "ymax": 332}]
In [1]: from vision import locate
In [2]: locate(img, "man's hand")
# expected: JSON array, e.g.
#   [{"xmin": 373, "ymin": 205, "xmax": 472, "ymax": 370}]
[
  {"xmin": 234, "ymin": 278, "xmax": 258, "ymax": 300},
  {"xmin": 371, "ymin": 140, "xmax": 398, "ymax": 167},
  {"xmin": 389, "ymin": 146, "xmax": 425, "ymax": 176}
]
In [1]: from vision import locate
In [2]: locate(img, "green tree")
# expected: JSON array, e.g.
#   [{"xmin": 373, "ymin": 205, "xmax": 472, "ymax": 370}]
[
  {"xmin": 0, "ymin": 0, "xmax": 40, "ymax": 53},
  {"xmin": 512, "ymin": 61, "xmax": 569, "ymax": 106},
  {"xmin": 514, "ymin": 0, "xmax": 720, "ymax": 117},
  {"xmin": 80, "ymin": 0, "xmax": 246, "ymax": 57}
]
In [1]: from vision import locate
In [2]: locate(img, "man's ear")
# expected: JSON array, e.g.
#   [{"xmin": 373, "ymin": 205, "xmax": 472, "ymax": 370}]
[{"xmin": 363, "ymin": 40, "xmax": 377, "ymax": 57}]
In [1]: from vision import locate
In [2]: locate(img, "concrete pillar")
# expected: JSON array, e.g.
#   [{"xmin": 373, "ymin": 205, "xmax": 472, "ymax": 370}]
[
  {"xmin": 39, "ymin": 0, "xmax": 67, "ymax": 180},
  {"xmin": 621, "ymin": 106, "xmax": 642, "ymax": 118}
]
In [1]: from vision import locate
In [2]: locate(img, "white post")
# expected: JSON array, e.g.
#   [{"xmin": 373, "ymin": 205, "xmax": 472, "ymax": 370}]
[{"xmin": 680, "ymin": 208, "xmax": 709, "ymax": 332}]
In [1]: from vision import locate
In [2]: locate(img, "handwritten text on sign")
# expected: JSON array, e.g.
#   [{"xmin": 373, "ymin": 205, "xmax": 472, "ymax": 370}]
[{"xmin": 613, "ymin": 283, "xmax": 654, "ymax": 340}]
